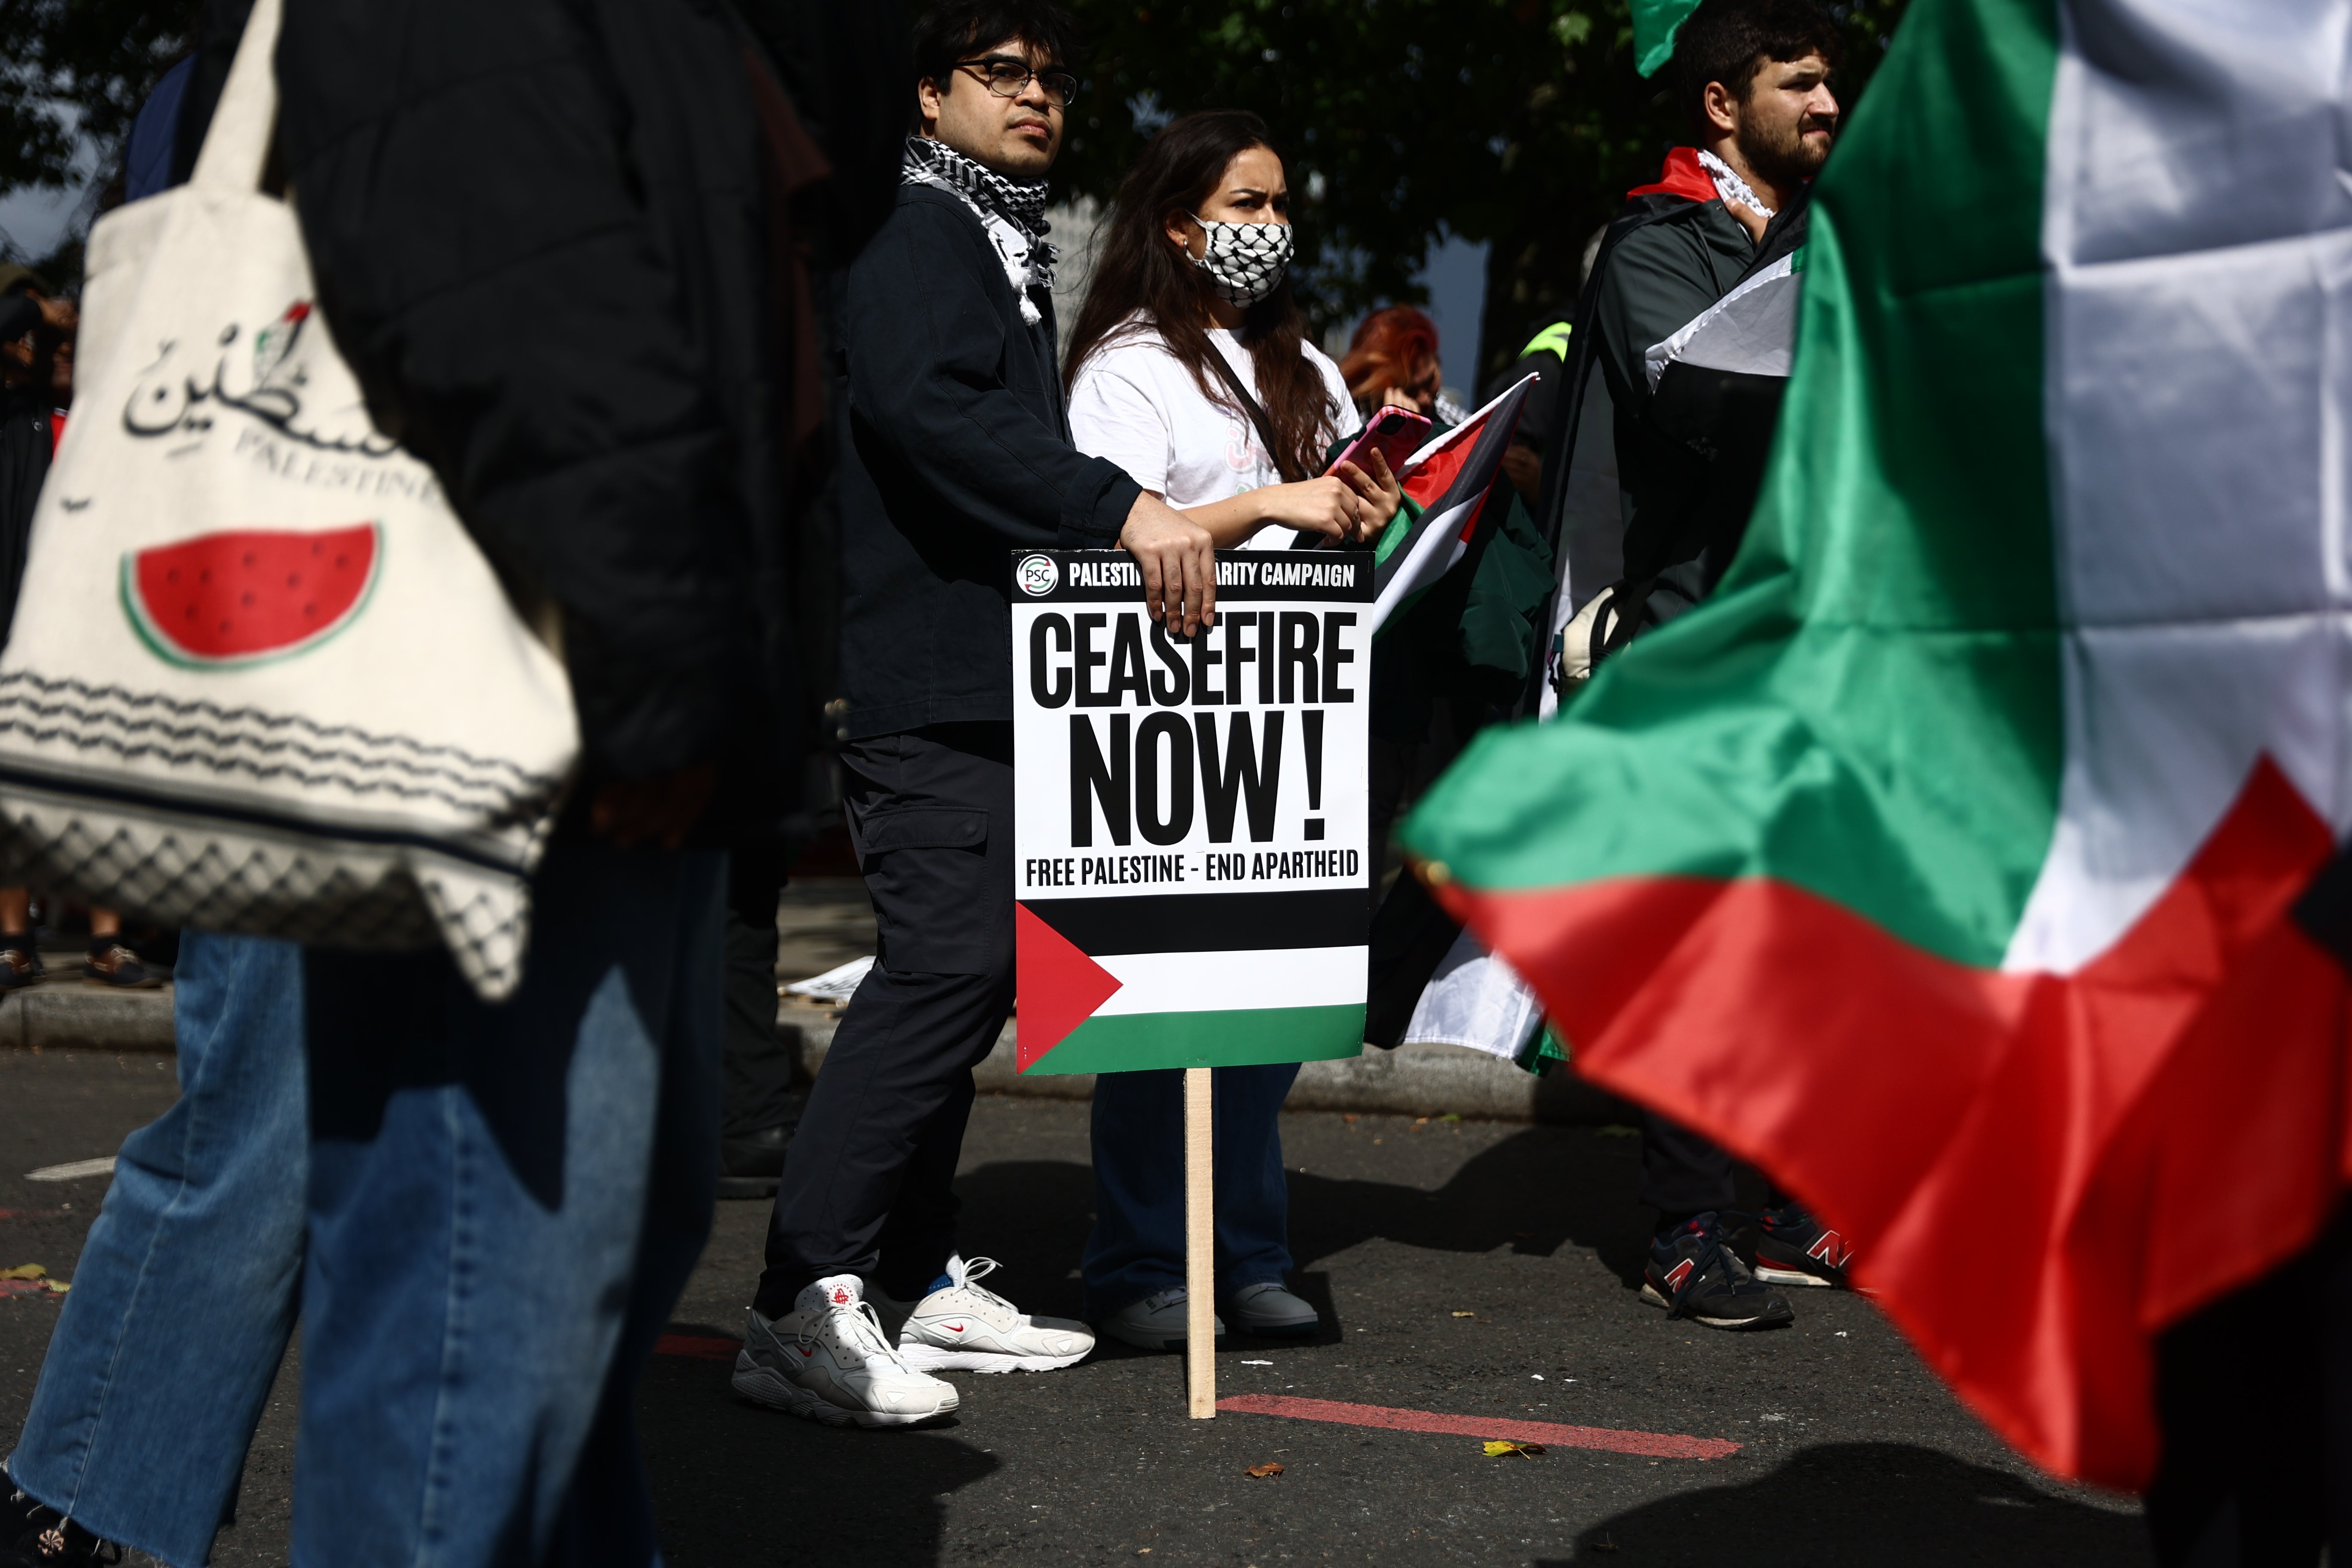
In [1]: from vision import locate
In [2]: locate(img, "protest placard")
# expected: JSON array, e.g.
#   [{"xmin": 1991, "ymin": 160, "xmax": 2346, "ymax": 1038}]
[{"xmin": 1010, "ymin": 548, "xmax": 1374, "ymax": 1076}]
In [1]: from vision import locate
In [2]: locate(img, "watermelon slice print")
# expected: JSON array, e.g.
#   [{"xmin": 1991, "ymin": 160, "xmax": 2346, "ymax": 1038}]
[{"xmin": 121, "ymin": 523, "xmax": 381, "ymax": 668}]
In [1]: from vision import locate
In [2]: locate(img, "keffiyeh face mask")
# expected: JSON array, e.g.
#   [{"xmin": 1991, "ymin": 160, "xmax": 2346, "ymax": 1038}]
[{"xmin": 1189, "ymin": 216, "xmax": 1295, "ymax": 307}]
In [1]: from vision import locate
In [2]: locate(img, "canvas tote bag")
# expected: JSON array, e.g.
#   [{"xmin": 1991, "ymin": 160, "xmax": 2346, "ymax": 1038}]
[{"xmin": 0, "ymin": 0, "xmax": 579, "ymax": 1001}]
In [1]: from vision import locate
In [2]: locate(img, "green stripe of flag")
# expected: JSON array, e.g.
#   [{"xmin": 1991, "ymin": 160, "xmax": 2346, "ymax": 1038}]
[
  {"xmin": 1403, "ymin": 0, "xmax": 2064, "ymax": 969},
  {"xmin": 1021, "ymin": 1005, "xmax": 1366, "ymax": 1075}
]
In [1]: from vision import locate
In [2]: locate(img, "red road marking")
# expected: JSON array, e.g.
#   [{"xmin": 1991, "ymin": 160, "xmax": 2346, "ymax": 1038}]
[
  {"xmin": 1216, "ymin": 1395, "xmax": 1740, "ymax": 1460},
  {"xmin": 654, "ymin": 1334, "xmax": 740, "ymax": 1360}
]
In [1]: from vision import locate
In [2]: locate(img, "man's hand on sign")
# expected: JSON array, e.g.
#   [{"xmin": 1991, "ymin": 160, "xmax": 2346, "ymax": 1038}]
[{"xmin": 1120, "ymin": 491, "xmax": 1217, "ymax": 636}]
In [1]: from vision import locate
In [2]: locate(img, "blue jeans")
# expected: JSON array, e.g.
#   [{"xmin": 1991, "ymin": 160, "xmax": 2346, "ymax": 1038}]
[
  {"xmin": 7, "ymin": 931, "xmax": 308, "ymax": 1568},
  {"xmin": 1081, "ymin": 1064, "xmax": 1299, "ymax": 1318},
  {"xmin": 295, "ymin": 842, "xmax": 722, "ymax": 1568}
]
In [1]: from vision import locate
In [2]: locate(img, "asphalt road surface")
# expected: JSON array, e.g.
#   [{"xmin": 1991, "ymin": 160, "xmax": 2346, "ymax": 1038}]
[{"xmin": 0, "ymin": 1047, "xmax": 2149, "ymax": 1567}]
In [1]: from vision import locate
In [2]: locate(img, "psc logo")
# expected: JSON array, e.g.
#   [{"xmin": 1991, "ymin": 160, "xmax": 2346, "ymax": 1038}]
[{"xmin": 1016, "ymin": 554, "xmax": 1060, "ymax": 597}]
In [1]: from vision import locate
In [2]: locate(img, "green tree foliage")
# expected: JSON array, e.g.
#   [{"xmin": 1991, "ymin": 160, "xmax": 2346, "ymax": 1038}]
[
  {"xmin": 0, "ymin": 0, "xmax": 190, "ymax": 273},
  {"xmin": 1058, "ymin": 0, "xmax": 1905, "ymax": 385},
  {"xmin": 0, "ymin": 0, "xmax": 1905, "ymax": 373}
]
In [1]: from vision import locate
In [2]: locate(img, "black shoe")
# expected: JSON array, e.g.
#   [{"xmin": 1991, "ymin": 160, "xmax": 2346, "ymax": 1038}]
[
  {"xmin": 1, "ymin": 1482, "xmax": 43, "ymax": 1553},
  {"xmin": 1737, "ymin": 1203, "xmax": 1853, "ymax": 1289},
  {"xmin": 0, "ymin": 937, "xmax": 44, "ymax": 993},
  {"xmin": 82, "ymin": 943, "xmax": 163, "ymax": 990},
  {"xmin": 2, "ymin": 1498, "xmax": 120, "ymax": 1568},
  {"xmin": 1640, "ymin": 1213, "xmax": 1795, "ymax": 1330},
  {"xmin": 717, "ymin": 1123, "xmax": 791, "ymax": 1200}
]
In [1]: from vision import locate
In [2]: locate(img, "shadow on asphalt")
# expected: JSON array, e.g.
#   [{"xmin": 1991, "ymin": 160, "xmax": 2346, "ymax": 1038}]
[
  {"xmin": 637, "ymin": 1349, "xmax": 999, "ymax": 1565},
  {"xmin": 940, "ymin": 1124, "xmax": 1670, "ymax": 1316},
  {"xmin": 1284, "ymin": 1125, "xmax": 1670, "ymax": 1287},
  {"xmin": 1549, "ymin": 1442, "xmax": 2147, "ymax": 1566}
]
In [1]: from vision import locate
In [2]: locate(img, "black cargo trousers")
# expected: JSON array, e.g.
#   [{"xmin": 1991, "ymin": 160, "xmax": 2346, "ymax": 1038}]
[{"xmin": 752, "ymin": 722, "xmax": 1015, "ymax": 1317}]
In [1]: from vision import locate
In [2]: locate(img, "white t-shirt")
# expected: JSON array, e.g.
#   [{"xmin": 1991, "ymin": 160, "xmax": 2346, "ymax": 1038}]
[{"xmin": 1068, "ymin": 317, "xmax": 1356, "ymax": 550}]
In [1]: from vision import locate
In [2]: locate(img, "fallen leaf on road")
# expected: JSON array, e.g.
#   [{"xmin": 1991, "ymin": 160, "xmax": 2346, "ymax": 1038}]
[
  {"xmin": 1482, "ymin": 1441, "xmax": 1545, "ymax": 1459},
  {"xmin": 1451, "ymin": 1310, "xmax": 1476, "ymax": 1318},
  {"xmin": 1, "ymin": 1264, "xmax": 47, "ymax": 1280},
  {"xmin": 1591, "ymin": 1534, "xmax": 1620, "ymax": 1552},
  {"xmin": 1244, "ymin": 1463, "xmax": 1284, "ymax": 1479}
]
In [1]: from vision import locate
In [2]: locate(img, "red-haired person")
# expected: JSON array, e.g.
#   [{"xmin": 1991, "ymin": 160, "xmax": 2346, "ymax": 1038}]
[{"xmin": 1338, "ymin": 304, "xmax": 1444, "ymax": 423}]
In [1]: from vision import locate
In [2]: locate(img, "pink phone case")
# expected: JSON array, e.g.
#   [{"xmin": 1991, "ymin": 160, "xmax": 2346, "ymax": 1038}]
[{"xmin": 1326, "ymin": 407, "xmax": 1431, "ymax": 478}]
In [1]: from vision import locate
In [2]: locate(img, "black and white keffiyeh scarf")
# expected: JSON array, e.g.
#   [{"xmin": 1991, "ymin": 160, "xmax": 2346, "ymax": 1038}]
[
  {"xmin": 903, "ymin": 136, "xmax": 1059, "ymax": 322},
  {"xmin": 1697, "ymin": 148, "xmax": 1775, "ymax": 220}
]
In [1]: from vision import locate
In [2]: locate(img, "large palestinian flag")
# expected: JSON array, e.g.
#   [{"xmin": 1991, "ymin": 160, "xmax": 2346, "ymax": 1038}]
[
  {"xmin": 1365, "ymin": 374, "xmax": 1536, "ymax": 636},
  {"xmin": 1402, "ymin": 0, "xmax": 2352, "ymax": 1490}
]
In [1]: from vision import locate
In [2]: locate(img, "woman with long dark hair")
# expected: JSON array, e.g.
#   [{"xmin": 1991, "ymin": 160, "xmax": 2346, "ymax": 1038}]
[
  {"xmin": 1065, "ymin": 111, "xmax": 1398, "ymax": 548},
  {"xmin": 1063, "ymin": 110, "xmax": 1396, "ymax": 1353}
]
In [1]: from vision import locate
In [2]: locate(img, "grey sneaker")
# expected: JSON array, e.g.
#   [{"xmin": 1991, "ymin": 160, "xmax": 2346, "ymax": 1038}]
[
  {"xmin": 1097, "ymin": 1287, "xmax": 1225, "ymax": 1353},
  {"xmin": 730, "ymin": 1274, "xmax": 959, "ymax": 1428},
  {"xmin": 1223, "ymin": 1280, "xmax": 1320, "ymax": 1337}
]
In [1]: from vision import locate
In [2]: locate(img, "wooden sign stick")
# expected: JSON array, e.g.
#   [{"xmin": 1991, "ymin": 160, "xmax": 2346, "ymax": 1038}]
[{"xmin": 1185, "ymin": 1066, "xmax": 1216, "ymax": 1418}]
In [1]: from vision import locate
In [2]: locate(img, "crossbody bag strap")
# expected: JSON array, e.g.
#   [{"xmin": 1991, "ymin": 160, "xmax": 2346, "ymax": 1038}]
[
  {"xmin": 190, "ymin": 0, "xmax": 281, "ymax": 195},
  {"xmin": 1200, "ymin": 342, "xmax": 1308, "ymax": 484}
]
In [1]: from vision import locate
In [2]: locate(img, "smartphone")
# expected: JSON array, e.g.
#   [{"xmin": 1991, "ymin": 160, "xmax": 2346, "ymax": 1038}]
[{"xmin": 1326, "ymin": 405, "xmax": 1431, "ymax": 479}]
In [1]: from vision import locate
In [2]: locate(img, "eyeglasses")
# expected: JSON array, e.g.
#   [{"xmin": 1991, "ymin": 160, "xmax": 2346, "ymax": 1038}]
[{"xmin": 956, "ymin": 56, "xmax": 1079, "ymax": 109}]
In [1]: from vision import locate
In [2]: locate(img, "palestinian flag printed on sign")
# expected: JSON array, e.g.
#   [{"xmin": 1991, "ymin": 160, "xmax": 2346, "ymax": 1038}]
[
  {"xmin": 1403, "ymin": 0, "xmax": 2352, "ymax": 1490},
  {"xmin": 1365, "ymin": 374, "xmax": 1536, "ymax": 636}
]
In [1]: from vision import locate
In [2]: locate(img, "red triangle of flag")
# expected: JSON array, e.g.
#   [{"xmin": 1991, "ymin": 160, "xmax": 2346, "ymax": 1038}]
[
  {"xmin": 1014, "ymin": 903, "xmax": 1125, "ymax": 1070},
  {"xmin": 1402, "ymin": 418, "xmax": 1482, "ymax": 508}
]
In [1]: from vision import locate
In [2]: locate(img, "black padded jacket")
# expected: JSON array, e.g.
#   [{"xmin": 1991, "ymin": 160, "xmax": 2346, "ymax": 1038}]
[
  {"xmin": 270, "ymin": 0, "xmax": 905, "ymax": 812},
  {"xmin": 831, "ymin": 183, "xmax": 1141, "ymax": 740}
]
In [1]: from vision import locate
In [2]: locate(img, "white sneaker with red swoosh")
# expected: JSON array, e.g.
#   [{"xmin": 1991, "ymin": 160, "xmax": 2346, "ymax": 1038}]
[
  {"xmin": 870, "ymin": 1255, "xmax": 1093, "ymax": 1374},
  {"xmin": 732, "ymin": 1275, "xmax": 959, "ymax": 1428}
]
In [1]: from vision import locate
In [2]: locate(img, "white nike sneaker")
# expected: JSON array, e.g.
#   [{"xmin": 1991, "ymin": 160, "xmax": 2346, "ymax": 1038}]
[
  {"xmin": 731, "ymin": 1274, "xmax": 960, "ymax": 1428},
  {"xmin": 870, "ymin": 1255, "xmax": 1093, "ymax": 1374}
]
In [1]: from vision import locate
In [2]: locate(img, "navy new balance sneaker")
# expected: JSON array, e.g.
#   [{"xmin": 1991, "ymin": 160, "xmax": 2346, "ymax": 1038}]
[
  {"xmin": 1740, "ymin": 1204, "xmax": 1854, "ymax": 1289},
  {"xmin": 1640, "ymin": 1213, "xmax": 1795, "ymax": 1330}
]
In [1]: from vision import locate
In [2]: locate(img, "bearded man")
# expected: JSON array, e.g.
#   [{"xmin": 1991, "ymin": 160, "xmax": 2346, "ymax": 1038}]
[{"xmin": 1564, "ymin": 0, "xmax": 1847, "ymax": 1332}]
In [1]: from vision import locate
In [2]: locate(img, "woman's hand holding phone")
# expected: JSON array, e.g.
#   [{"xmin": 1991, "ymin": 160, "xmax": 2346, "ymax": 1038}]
[
  {"xmin": 1330, "ymin": 446, "xmax": 1403, "ymax": 542},
  {"xmin": 1257, "ymin": 475, "xmax": 1370, "ymax": 540},
  {"xmin": 1257, "ymin": 446, "xmax": 1401, "ymax": 545}
]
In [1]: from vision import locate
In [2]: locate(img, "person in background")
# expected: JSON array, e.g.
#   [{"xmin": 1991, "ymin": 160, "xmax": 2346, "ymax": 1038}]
[
  {"xmin": 1339, "ymin": 304, "xmax": 1446, "ymax": 424},
  {"xmin": 1574, "ymin": 0, "xmax": 1844, "ymax": 1332},
  {"xmin": 278, "ymin": 0, "xmax": 902, "ymax": 1558},
  {"xmin": 1347, "ymin": 294, "xmax": 1557, "ymax": 1055},
  {"xmin": 1061, "ymin": 107, "xmax": 1402, "ymax": 1350},
  {"xmin": 3, "ymin": 56, "xmax": 312, "ymax": 1568},
  {"xmin": 740, "ymin": 0, "xmax": 1215, "ymax": 1431},
  {"xmin": 1480, "ymin": 229, "xmax": 1608, "ymax": 512},
  {"xmin": 0, "ymin": 268, "xmax": 165, "ymax": 992}
]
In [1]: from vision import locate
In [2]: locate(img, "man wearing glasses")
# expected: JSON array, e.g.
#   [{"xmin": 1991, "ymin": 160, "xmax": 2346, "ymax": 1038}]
[{"xmin": 736, "ymin": 0, "xmax": 1213, "ymax": 1429}]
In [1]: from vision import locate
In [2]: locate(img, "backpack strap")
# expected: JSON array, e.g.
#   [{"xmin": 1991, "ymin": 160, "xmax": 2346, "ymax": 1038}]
[{"xmin": 1200, "ymin": 343, "xmax": 1309, "ymax": 484}]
